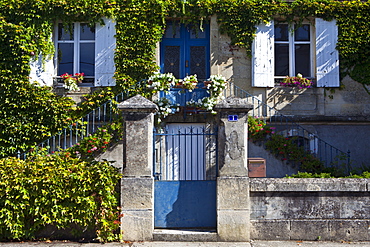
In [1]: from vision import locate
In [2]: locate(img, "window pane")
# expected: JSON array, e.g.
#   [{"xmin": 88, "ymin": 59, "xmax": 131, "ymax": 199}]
[
  {"xmin": 57, "ymin": 43, "xmax": 74, "ymax": 75},
  {"xmin": 274, "ymin": 24, "xmax": 289, "ymax": 41},
  {"xmin": 164, "ymin": 46, "xmax": 180, "ymax": 78},
  {"xmin": 275, "ymin": 44, "xmax": 289, "ymax": 76},
  {"xmin": 80, "ymin": 43, "xmax": 95, "ymax": 76},
  {"xmin": 294, "ymin": 24, "xmax": 310, "ymax": 41},
  {"xmin": 164, "ymin": 23, "xmax": 181, "ymax": 39},
  {"xmin": 58, "ymin": 23, "xmax": 73, "ymax": 40},
  {"xmin": 190, "ymin": 46, "xmax": 206, "ymax": 80},
  {"xmin": 190, "ymin": 25, "xmax": 206, "ymax": 39},
  {"xmin": 295, "ymin": 44, "xmax": 310, "ymax": 77},
  {"xmin": 80, "ymin": 23, "xmax": 95, "ymax": 40}
]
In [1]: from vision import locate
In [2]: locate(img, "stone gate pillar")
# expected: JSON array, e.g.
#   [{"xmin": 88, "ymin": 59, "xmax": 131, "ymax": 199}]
[
  {"xmin": 214, "ymin": 97, "xmax": 253, "ymax": 242},
  {"xmin": 118, "ymin": 95, "xmax": 158, "ymax": 241}
]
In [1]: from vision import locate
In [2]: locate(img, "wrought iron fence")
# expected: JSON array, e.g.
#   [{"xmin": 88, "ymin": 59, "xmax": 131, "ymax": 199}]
[
  {"xmin": 17, "ymin": 91, "xmax": 129, "ymax": 159},
  {"xmin": 224, "ymin": 82, "xmax": 351, "ymax": 174},
  {"xmin": 153, "ymin": 124, "xmax": 218, "ymax": 181}
]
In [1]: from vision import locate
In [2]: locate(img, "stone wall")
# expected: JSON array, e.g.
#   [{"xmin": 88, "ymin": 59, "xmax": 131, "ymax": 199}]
[{"xmin": 249, "ymin": 178, "xmax": 370, "ymax": 241}]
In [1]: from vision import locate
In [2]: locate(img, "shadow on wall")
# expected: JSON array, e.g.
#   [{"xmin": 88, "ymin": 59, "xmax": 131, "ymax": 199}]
[{"xmin": 248, "ymin": 140, "xmax": 299, "ymax": 178}]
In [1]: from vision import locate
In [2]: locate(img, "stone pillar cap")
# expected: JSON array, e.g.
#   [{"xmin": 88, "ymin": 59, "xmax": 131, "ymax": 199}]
[
  {"xmin": 215, "ymin": 96, "xmax": 253, "ymax": 112},
  {"xmin": 118, "ymin": 95, "xmax": 158, "ymax": 112}
]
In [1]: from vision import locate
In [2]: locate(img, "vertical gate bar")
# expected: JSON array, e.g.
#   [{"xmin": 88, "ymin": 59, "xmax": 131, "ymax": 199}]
[
  {"xmin": 153, "ymin": 128, "xmax": 156, "ymax": 178},
  {"xmin": 184, "ymin": 127, "xmax": 187, "ymax": 180},
  {"xmin": 92, "ymin": 109, "xmax": 96, "ymax": 133}
]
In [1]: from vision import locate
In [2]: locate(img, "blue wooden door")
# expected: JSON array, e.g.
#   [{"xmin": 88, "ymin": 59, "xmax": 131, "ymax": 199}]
[
  {"xmin": 160, "ymin": 22, "xmax": 210, "ymax": 80},
  {"xmin": 153, "ymin": 123, "xmax": 217, "ymax": 229},
  {"xmin": 154, "ymin": 180, "xmax": 216, "ymax": 228}
]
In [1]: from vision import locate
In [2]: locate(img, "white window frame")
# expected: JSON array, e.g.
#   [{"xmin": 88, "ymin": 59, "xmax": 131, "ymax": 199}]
[
  {"xmin": 55, "ymin": 22, "xmax": 96, "ymax": 83},
  {"xmin": 30, "ymin": 18, "xmax": 116, "ymax": 87},
  {"xmin": 274, "ymin": 22, "xmax": 315, "ymax": 79},
  {"xmin": 252, "ymin": 18, "xmax": 339, "ymax": 88}
]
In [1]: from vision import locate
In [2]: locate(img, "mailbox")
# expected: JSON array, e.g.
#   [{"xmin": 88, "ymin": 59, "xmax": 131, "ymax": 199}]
[{"xmin": 248, "ymin": 158, "xmax": 266, "ymax": 177}]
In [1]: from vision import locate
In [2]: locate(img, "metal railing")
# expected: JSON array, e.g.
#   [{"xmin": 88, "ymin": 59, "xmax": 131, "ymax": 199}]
[
  {"xmin": 153, "ymin": 124, "xmax": 218, "ymax": 181},
  {"xmin": 223, "ymin": 82, "xmax": 351, "ymax": 174},
  {"xmin": 17, "ymin": 90, "xmax": 129, "ymax": 159}
]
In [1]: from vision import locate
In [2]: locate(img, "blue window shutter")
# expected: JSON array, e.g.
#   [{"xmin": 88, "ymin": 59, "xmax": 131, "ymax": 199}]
[
  {"xmin": 252, "ymin": 21, "xmax": 274, "ymax": 87},
  {"xmin": 316, "ymin": 18, "xmax": 339, "ymax": 87},
  {"xmin": 29, "ymin": 55, "xmax": 54, "ymax": 86},
  {"xmin": 95, "ymin": 18, "xmax": 116, "ymax": 87}
]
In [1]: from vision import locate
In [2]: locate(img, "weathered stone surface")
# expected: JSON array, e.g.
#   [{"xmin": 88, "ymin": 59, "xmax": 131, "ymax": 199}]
[
  {"xmin": 290, "ymin": 220, "xmax": 330, "ymax": 241},
  {"xmin": 217, "ymin": 210, "xmax": 250, "ymax": 242},
  {"xmin": 250, "ymin": 220, "xmax": 290, "ymax": 240},
  {"xmin": 250, "ymin": 191, "xmax": 370, "ymax": 220},
  {"xmin": 122, "ymin": 115, "xmax": 153, "ymax": 177},
  {"xmin": 215, "ymin": 97, "xmax": 253, "ymax": 112},
  {"xmin": 217, "ymin": 177, "xmax": 250, "ymax": 210},
  {"xmin": 95, "ymin": 141, "xmax": 124, "ymax": 169},
  {"xmin": 119, "ymin": 95, "xmax": 156, "ymax": 177},
  {"xmin": 250, "ymin": 178, "xmax": 369, "ymax": 192},
  {"xmin": 328, "ymin": 220, "xmax": 370, "ymax": 241},
  {"xmin": 121, "ymin": 177, "xmax": 153, "ymax": 210},
  {"xmin": 216, "ymin": 98, "xmax": 252, "ymax": 177},
  {"xmin": 118, "ymin": 94, "xmax": 158, "ymax": 112},
  {"xmin": 121, "ymin": 210, "xmax": 153, "ymax": 241},
  {"xmin": 119, "ymin": 95, "xmax": 156, "ymax": 242},
  {"xmin": 153, "ymin": 229, "xmax": 218, "ymax": 242}
]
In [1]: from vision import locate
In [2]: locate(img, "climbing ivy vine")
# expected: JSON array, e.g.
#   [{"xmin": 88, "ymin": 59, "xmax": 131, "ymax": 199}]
[
  {"xmin": 2, "ymin": 0, "xmax": 370, "ymax": 155},
  {"xmin": 2, "ymin": 0, "xmax": 370, "ymax": 86}
]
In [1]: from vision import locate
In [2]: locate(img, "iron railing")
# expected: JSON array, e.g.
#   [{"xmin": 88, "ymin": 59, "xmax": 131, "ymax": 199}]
[
  {"xmin": 223, "ymin": 82, "xmax": 351, "ymax": 174},
  {"xmin": 153, "ymin": 124, "xmax": 218, "ymax": 181},
  {"xmin": 17, "ymin": 91, "xmax": 129, "ymax": 159}
]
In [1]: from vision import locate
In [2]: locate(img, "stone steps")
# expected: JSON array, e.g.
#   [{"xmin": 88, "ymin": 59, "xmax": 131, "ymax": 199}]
[{"xmin": 153, "ymin": 229, "xmax": 218, "ymax": 242}]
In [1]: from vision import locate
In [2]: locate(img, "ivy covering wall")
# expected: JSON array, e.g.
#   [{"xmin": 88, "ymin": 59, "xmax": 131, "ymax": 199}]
[
  {"xmin": 2, "ymin": 0, "xmax": 370, "ymax": 86},
  {"xmin": 1, "ymin": 0, "xmax": 370, "ymax": 155}
]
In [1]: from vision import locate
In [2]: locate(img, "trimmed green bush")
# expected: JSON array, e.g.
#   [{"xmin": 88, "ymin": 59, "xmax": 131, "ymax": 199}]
[{"xmin": 0, "ymin": 153, "xmax": 121, "ymax": 241}]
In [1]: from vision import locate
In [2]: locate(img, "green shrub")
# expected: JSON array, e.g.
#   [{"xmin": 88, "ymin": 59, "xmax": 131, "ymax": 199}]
[
  {"xmin": 0, "ymin": 78, "xmax": 75, "ymax": 158},
  {"xmin": 0, "ymin": 153, "xmax": 121, "ymax": 241}
]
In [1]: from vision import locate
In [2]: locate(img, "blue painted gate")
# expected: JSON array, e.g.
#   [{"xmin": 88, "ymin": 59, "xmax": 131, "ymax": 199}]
[{"xmin": 153, "ymin": 124, "xmax": 217, "ymax": 228}]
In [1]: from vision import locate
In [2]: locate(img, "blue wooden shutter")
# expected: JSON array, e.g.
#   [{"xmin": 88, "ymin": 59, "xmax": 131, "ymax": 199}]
[
  {"xmin": 252, "ymin": 21, "xmax": 274, "ymax": 87},
  {"xmin": 316, "ymin": 18, "xmax": 339, "ymax": 87},
  {"xmin": 95, "ymin": 18, "xmax": 116, "ymax": 87}
]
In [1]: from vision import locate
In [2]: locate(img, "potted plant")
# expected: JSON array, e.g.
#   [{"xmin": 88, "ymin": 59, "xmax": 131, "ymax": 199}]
[
  {"xmin": 280, "ymin": 73, "xmax": 313, "ymax": 88},
  {"xmin": 205, "ymin": 74, "xmax": 227, "ymax": 96},
  {"xmin": 60, "ymin": 73, "xmax": 84, "ymax": 91},
  {"xmin": 180, "ymin": 74, "xmax": 198, "ymax": 91},
  {"xmin": 147, "ymin": 72, "xmax": 177, "ymax": 93}
]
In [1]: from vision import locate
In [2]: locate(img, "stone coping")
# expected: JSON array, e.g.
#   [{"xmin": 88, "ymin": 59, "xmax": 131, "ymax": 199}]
[
  {"xmin": 250, "ymin": 178, "xmax": 370, "ymax": 192},
  {"xmin": 118, "ymin": 94, "xmax": 158, "ymax": 112}
]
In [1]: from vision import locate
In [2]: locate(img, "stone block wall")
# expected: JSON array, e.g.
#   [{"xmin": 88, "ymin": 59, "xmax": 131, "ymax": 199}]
[{"xmin": 249, "ymin": 178, "xmax": 370, "ymax": 241}]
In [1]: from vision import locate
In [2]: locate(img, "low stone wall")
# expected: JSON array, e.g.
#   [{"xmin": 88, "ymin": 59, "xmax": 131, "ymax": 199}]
[{"xmin": 250, "ymin": 178, "xmax": 370, "ymax": 241}]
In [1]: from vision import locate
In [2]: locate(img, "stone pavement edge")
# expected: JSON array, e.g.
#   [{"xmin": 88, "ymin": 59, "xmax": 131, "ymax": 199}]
[{"xmin": 1, "ymin": 241, "xmax": 370, "ymax": 247}]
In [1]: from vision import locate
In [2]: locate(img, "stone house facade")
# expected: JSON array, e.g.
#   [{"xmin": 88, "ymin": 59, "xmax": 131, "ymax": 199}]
[{"xmin": 29, "ymin": 15, "xmax": 370, "ymax": 168}]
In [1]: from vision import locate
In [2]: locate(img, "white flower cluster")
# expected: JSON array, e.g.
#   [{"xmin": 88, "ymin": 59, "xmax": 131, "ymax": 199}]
[
  {"xmin": 186, "ymin": 98, "xmax": 202, "ymax": 107},
  {"xmin": 155, "ymin": 97, "xmax": 179, "ymax": 123},
  {"xmin": 206, "ymin": 74, "xmax": 227, "ymax": 95},
  {"xmin": 63, "ymin": 78, "xmax": 80, "ymax": 92},
  {"xmin": 147, "ymin": 72, "xmax": 176, "ymax": 92},
  {"xmin": 186, "ymin": 96, "xmax": 222, "ymax": 114},
  {"xmin": 181, "ymin": 74, "xmax": 198, "ymax": 92}
]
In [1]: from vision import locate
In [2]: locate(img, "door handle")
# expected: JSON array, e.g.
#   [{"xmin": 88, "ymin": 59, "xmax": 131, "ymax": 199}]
[{"xmin": 185, "ymin": 60, "xmax": 189, "ymax": 68}]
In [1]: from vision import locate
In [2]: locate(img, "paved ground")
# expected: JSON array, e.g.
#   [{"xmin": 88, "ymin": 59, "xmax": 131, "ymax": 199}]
[{"xmin": 1, "ymin": 241, "xmax": 370, "ymax": 247}]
